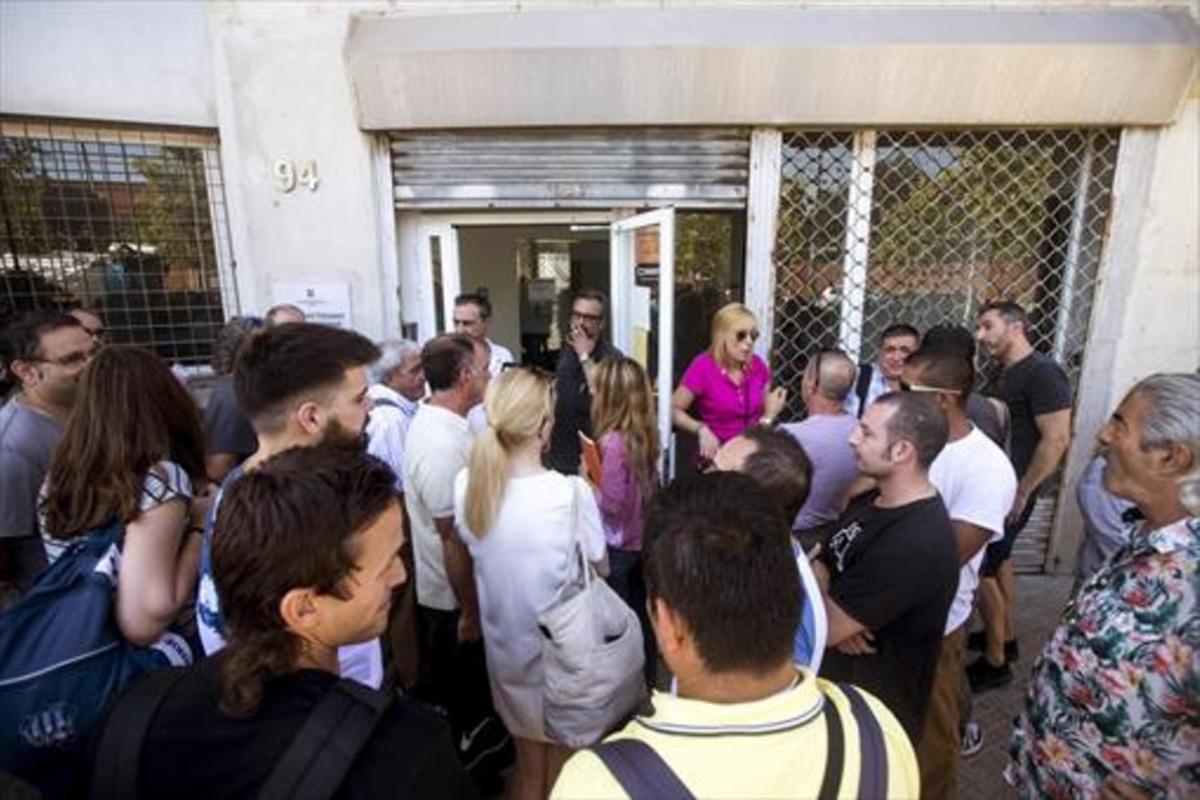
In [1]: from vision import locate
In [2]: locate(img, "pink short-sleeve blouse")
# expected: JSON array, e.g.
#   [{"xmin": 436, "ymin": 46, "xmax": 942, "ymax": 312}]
[{"xmin": 680, "ymin": 352, "xmax": 772, "ymax": 443}]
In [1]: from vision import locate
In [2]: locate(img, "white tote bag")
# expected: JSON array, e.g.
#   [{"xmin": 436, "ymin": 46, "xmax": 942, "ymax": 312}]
[{"xmin": 537, "ymin": 485, "xmax": 646, "ymax": 747}]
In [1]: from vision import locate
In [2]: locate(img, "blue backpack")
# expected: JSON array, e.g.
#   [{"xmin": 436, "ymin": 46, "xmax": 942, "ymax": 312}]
[{"xmin": 0, "ymin": 521, "xmax": 193, "ymax": 798}]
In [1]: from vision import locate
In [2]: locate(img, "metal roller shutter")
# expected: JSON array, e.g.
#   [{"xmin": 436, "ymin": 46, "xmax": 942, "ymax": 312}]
[{"xmin": 390, "ymin": 128, "xmax": 750, "ymax": 209}]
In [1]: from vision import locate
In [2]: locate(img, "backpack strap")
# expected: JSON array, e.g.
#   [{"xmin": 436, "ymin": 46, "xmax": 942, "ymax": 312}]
[
  {"xmin": 816, "ymin": 691, "xmax": 845, "ymax": 800},
  {"xmin": 854, "ymin": 364, "xmax": 873, "ymax": 419},
  {"xmin": 839, "ymin": 683, "xmax": 889, "ymax": 799},
  {"xmin": 257, "ymin": 679, "xmax": 395, "ymax": 800},
  {"xmin": 91, "ymin": 666, "xmax": 191, "ymax": 800},
  {"xmin": 590, "ymin": 739, "xmax": 694, "ymax": 800}
]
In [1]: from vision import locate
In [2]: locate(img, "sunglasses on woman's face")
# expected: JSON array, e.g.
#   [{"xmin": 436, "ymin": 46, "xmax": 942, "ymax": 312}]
[{"xmin": 735, "ymin": 329, "xmax": 760, "ymax": 344}]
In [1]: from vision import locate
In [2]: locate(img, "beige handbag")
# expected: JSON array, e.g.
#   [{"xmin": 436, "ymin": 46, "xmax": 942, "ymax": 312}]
[{"xmin": 537, "ymin": 481, "xmax": 646, "ymax": 747}]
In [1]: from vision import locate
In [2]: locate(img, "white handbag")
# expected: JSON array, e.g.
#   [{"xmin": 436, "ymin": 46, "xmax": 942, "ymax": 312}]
[{"xmin": 537, "ymin": 482, "xmax": 646, "ymax": 747}]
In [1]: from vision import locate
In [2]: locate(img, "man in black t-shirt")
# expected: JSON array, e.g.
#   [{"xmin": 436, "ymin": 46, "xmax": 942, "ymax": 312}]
[
  {"xmin": 105, "ymin": 446, "xmax": 477, "ymax": 800},
  {"xmin": 813, "ymin": 392, "xmax": 959, "ymax": 742},
  {"xmin": 971, "ymin": 301, "xmax": 1072, "ymax": 691}
]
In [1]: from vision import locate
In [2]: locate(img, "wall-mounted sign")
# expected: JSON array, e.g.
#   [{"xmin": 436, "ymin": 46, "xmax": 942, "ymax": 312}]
[
  {"xmin": 272, "ymin": 281, "xmax": 350, "ymax": 328},
  {"xmin": 634, "ymin": 264, "xmax": 660, "ymax": 288}
]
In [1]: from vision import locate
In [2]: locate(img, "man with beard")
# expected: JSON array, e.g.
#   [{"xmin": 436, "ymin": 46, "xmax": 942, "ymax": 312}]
[
  {"xmin": 0, "ymin": 311, "xmax": 95, "ymax": 604},
  {"xmin": 196, "ymin": 322, "xmax": 382, "ymax": 686}
]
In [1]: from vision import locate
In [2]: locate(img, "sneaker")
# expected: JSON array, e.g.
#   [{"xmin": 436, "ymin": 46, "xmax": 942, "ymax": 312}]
[
  {"xmin": 961, "ymin": 721, "xmax": 984, "ymax": 757},
  {"xmin": 966, "ymin": 632, "xmax": 1018, "ymax": 663},
  {"xmin": 967, "ymin": 656, "xmax": 1013, "ymax": 693}
]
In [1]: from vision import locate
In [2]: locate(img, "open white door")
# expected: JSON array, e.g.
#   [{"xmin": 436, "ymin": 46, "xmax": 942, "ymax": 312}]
[
  {"xmin": 413, "ymin": 221, "xmax": 461, "ymax": 338},
  {"xmin": 610, "ymin": 208, "xmax": 676, "ymax": 481}
]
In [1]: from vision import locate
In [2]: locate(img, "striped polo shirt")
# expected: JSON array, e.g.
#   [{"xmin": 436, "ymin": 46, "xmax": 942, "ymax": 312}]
[{"xmin": 551, "ymin": 669, "xmax": 919, "ymax": 799}]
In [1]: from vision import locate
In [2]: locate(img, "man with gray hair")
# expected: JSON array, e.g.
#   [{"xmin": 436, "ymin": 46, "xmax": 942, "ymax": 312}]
[
  {"xmin": 1009, "ymin": 372, "xmax": 1199, "ymax": 799},
  {"xmin": 366, "ymin": 339, "xmax": 425, "ymax": 492},
  {"xmin": 780, "ymin": 349, "xmax": 861, "ymax": 534}
]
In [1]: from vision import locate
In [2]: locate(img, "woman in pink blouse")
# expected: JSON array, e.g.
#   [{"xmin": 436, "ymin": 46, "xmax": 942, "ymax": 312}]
[
  {"xmin": 591, "ymin": 356, "xmax": 660, "ymax": 686},
  {"xmin": 671, "ymin": 302, "xmax": 787, "ymax": 463}
]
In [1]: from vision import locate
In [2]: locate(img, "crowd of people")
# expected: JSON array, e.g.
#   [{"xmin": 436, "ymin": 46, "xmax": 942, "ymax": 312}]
[{"xmin": 0, "ymin": 290, "xmax": 1195, "ymax": 800}]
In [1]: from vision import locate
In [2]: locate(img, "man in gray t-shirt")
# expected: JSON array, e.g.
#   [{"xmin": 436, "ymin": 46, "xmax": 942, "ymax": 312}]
[
  {"xmin": 0, "ymin": 311, "xmax": 95, "ymax": 600},
  {"xmin": 781, "ymin": 350, "xmax": 861, "ymax": 532}
]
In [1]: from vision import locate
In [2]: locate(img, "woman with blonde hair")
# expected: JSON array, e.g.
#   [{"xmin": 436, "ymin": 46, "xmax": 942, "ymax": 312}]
[
  {"xmin": 453, "ymin": 368, "xmax": 606, "ymax": 800},
  {"xmin": 672, "ymin": 302, "xmax": 787, "ymax": 463},
  {"xmin": 591, "ymin": 356, "xmax": 659, "ymax": 685}
]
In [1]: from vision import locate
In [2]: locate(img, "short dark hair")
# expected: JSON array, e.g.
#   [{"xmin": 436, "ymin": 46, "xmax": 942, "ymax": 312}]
[
  {"xmin": 740, "ymin": 426, "xmax": 813, "ymax": 522},
  {"xmin": 233, "ymin": 322, "xmax": 379, "ymax": 431},
  {"xmin": 454, "ymin": 293, "xmax": 492, "ymax": 319},
  {"xmin": 422, "ymin": 334, "xmax": 476, "ymax": 392},
  {"xmin": 920, "ymin": 324, "xmax": 976, "ymax": 361},
  {"xmin": 880, "ymin": 323, "xmax": 920, "ymax": 343},
  {"xmin": 978, "ymin": 300, "xmax": 1029, "ymax": 331},
  {"xmin": 214, "ymin": 445, "xmax": 398, "ymax": 715},
  {"xmin": 644, "ymin": 472, "xmax": 801, "ymax": 675},
  {"xmin": 211, "ymin": 315, "xmax": 264, "ymax": 375},
  {"xmin": 1, "ymin": 310, "xmax": 82, "ymax": 373},
  {"xmin": 572, "ymin": 287, "xmax": 608, "ymax": 311},
  {"xmin": 905, "ymin": 348, "xmax": 974, "ymax": 406},
  {"xmin": 874, "ymin": 391, "xmax": 949, "ymax": 469}
]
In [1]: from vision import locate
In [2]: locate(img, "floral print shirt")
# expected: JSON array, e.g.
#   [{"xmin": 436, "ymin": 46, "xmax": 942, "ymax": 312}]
[{"xmin": 1009, "ymin": 516, "xmax": 1199, "ymax": 799}]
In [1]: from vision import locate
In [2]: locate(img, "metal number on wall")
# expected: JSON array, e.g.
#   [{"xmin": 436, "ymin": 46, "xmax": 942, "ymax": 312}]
[{"xmin": 273, "ymin": 159, "xmax": 319, "ymax": 192}]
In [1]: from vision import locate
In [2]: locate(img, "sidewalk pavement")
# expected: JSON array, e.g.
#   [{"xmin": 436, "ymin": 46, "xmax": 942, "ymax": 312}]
[{"xmin": 958, "ymin": 573, "xmax": 1074, "ymax": 798}]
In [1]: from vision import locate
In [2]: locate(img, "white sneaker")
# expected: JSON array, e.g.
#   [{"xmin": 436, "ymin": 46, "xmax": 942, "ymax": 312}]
[{"xmin": 961, "ymin": 720, "xmax": 984, "ymax": 758}]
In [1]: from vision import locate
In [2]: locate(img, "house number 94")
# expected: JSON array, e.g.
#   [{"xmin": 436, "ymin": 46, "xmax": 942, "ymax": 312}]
[{"xmin": 273, "ymin": 159, "xmax": 319, "ymax": 192}]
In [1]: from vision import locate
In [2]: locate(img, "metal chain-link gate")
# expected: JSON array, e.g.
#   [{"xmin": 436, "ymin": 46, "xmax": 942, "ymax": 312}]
[
  {"xmin": 0, "ymin": 119, "xmax": 238, "ymax": 366},
  {"xmin": 771, "ymin": 128, "xmax": 1120, "ymax": 570}
]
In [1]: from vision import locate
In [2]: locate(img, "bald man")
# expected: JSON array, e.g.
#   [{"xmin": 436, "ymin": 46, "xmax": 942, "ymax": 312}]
[{"xmin": 780, "ymin": 350, "xmax": 861, "ymax": 533}]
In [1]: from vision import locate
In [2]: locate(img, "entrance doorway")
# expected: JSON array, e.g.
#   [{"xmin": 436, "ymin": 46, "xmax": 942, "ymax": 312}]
[{"xmin": 401, "ymin": 209, "xmax": 746, "ymax": 475}]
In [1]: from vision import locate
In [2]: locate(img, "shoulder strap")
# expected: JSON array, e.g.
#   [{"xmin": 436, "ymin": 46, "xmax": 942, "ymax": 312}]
[
  {"xmin": 839, "ymin": 683, "xmax": 889, "ymax": 799},
  {"xmin": 91, "ymin": 667, "xmax": 191, "ymax": 800},
  {"xmin": 854, "ymin": 365, "xmax": 873, "ymax": 419},
  {"xmin": 257, "ymin": 679, "xmax": 395, "ymax": 800},
  {"xmin": 590, "ymin": 739, "xmax": 694, "ymax": 800},
  {"xmin": 371, "ymin": 396, "xmax": 400, "ymax": 410},
  {"xmin": 816, "ymin": 690, "xmax": 845, "ymax": 800}
]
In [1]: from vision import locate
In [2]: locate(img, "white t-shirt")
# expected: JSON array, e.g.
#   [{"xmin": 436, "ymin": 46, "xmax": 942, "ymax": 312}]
[
  {"xmin": 487, "ymin": 339, "xmax": 515, "ymax": 377},
  {"xmin": 929, "ymin": 426, "xmax": 1017, "ymax": 635},
  {"xmin": 453, "ymin": 468, "xmax": 605, "ymax": 740},
  {"xmin": 365, "ymin": 384, "xmax": 419, "ymax": 492},
  {"xmin": 403, "ymin": 403, "xmax": 472, "ymax": 611}
]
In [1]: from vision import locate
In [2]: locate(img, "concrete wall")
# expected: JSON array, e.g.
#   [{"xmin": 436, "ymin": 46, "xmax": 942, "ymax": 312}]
[
  {"xmin": 0, "ymin": 1, "xmax": 214, "ymax": 127},
  {"xmin": 1048, "ymin": 94, "xmax": 1200, "ymax": 573},
  {"xmin": 209, "ymin": 5, "xmax": 392, "ymax": 338}
]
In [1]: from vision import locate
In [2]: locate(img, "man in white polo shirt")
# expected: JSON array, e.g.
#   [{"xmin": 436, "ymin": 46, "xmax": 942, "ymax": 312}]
[
  {"xmin": 403, "ymin": 333, "xmax": 498, "ymax": 779},
  {"xmin": 903, "ymin": 348, "xmax": 1016, "ymax": 799}
]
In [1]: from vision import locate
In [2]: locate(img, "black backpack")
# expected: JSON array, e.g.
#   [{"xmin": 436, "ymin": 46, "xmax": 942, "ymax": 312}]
[{"xmin": 91, "ymin": 667, "xmax": 394, "ymax": 800}]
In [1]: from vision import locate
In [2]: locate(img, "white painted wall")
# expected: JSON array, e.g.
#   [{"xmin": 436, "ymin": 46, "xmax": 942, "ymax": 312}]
[
  {"xmin": 0, "ymin": 1, "xmax": 214, "ymax": 126},
  {"xmin": 209, "ymin": 6, "xmax": 391, "ymax": 338},
  {"xmin": 1049, "ymin": 95, "xmax": 1200, "ymax": 572}
]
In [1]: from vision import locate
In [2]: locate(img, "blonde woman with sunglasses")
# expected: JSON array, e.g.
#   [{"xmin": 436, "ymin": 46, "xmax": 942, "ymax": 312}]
[{"xmin": 671, "ymin": 302, "xmax": 787, "ymax": 464}]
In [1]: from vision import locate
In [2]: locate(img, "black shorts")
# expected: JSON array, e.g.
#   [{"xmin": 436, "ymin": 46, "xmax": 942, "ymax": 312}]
[{"xmin": 981, "ymin": 494, "xmax": 1037, "ymax": 576}]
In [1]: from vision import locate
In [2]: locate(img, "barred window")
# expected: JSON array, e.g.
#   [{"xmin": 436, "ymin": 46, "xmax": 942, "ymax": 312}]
[{"xmin": 0, "ymin": 120, "xmax": 238, "ymax": 365}]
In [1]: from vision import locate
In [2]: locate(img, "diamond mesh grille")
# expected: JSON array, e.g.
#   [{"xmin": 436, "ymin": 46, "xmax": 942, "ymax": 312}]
[{"xmin": 771, "ymin": 128, "xmax": 1120, "ymax": 570}]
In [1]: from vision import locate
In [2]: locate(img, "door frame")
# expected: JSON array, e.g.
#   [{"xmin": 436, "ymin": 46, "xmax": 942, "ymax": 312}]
[
  {"xmin": 397, "ymin": 210, "xmax": 618, "ymax": 343},
  {"xmin": 610, "ymin": 207, "xmax": 677, "ymax": 481}
]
